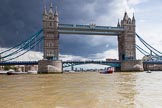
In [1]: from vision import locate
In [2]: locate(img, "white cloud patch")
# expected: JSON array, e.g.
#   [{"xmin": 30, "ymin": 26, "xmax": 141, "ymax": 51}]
[
  {"xmin": 59, "ymin": 54, "xmax": 89, "ymax": 61},
  {"xmin": 0, "ymin": 48, "xmax": 43, "ymax": 61},
  {"xmin": 0, "ymin": 47, "xmax": 118, "ymax": 61},
  {"xmin": 88, "ymin": 49, "xmax": 118, "ymax": 60},
  {"xmin": 127, "ymin": 0, "xmax": 148, "ymax": 5}
]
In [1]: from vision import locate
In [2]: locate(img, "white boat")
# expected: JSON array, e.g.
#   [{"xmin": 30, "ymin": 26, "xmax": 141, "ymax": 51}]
[
  {"xmin": 27, "ymin": 70, "xmax": 37, "ymax": 74},
  {"xmin": 146, "ymin": 70, "xmax": 151, "ymax": 73},
  {"xmin": 7, "ymin": 69, "xmax": 27, "ymax": 75},
  {"xmin": 0, "ymin": 71, "xmax": 8, "ymax": 74}
]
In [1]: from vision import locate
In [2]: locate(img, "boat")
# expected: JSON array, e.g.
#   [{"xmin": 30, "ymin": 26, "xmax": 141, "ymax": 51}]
[
  {"xmin": 146, "ymin": 70, "xmax": 151, "ymax": 73},
  {"xmin": 100, "ymin": 67, "xmax": 114, "ymax": 74},
  {"xmin": 7, "ymin": 69, "xmax": 27, "ymax": 75},
  {"xmin": 0, "ymin": 71, "xmax": 8, "ymax": 75},
  {"xmin": 27, "ymin": 70, "xmax": 37, "ymax": 74}
]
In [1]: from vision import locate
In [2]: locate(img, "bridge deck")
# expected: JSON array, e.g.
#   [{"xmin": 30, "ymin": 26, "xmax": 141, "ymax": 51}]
[
  {"xmin": 0, "ymin": 61, "xmax": 121, "ymax": 67},
  {"xmin": 1, "ymin": 61, "xmax": 162, "ymax": 66},
  {"xmin": 58, "ymin": 24, "xmax": 124, "ymax": 35}
]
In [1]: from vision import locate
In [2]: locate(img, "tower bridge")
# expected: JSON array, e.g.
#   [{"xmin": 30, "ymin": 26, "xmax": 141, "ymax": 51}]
[
  {"xmin": 5, "ymin": 1, "xmax": 162, "ymax": 73},
  {"xmin": 38, "ymin": 1, "xmax": 143, "ymax": 73}
]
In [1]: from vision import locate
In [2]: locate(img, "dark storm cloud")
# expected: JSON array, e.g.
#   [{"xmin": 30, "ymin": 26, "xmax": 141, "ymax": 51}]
[
  {"xmin": 60, "ymin": 35, "xmax": 117, "ymax": 57},
  {"xmin": 0, "ymin": 0, "xmax": 42, "ymax": 47},
  {"xmin": 57, "ymin": 0, "xmax": 113, "ymax": 24},
  {"xmin": 0, "ymin": 0, "xmax": 118, "ymax": 58},
  {"xmin": 56, "ymin": 0, "xmax": 118, "ymax": 57}
]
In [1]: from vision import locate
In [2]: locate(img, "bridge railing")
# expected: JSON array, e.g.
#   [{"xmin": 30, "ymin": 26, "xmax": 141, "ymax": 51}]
[
  {"xmin": 58, "ymin": 24, "xmax": 124, "ymax": 32},
  {"xmin": 0, "ymin": 61, "xmax": 38, "ymax": 65},
  {"xmin": 63, "ymin": 60, "xmax": 121, "ymax": 68}
]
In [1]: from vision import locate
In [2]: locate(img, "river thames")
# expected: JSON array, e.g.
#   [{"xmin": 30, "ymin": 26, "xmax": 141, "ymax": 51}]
[{"xmin": 0, "ymin": 72, "xmax": 162, "ymax": 108}]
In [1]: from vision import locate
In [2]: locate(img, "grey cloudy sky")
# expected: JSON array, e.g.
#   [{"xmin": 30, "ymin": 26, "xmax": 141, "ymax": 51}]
[
  {"xmin": 1, "ymin": 0, "xmax": 162, "ymax": 60},
  {"xmin": 0, "ymin": 0, "xmax": 118, "ymax": 59}
]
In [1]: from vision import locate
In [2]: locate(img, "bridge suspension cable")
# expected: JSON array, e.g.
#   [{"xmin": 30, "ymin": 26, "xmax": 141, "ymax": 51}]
[
  {"xmin": 0, "ymin": 29, "xmax": 43, "ymax": 61},
  {"xmin": 0, "ymin": 29, "xmax": 43, "ymax": 55},
  {"xmin": 3, "ymin": 36, "xmax": 44, "ymax": 62},
  {"xmin": 136, "ymin": 33, "xmax": 162, "ymax": 56},
  {"xmin": 136, "ymin": 44, "xmax": 149, "ymax": 56}
]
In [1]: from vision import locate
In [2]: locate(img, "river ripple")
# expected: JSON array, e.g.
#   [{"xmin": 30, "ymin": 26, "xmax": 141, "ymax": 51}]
[{"xmin": 0, "ymin": 72, "xmax": 162, "ymax": 108}]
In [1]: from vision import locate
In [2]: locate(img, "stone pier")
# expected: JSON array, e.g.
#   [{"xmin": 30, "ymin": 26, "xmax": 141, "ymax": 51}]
[
  {"xmin": 121, "ymin": 60, "xmax": 144, "ymax": 72},
  {"xmin": 38, "ymin": 60, "xmax": 63, "ymax": 74}
]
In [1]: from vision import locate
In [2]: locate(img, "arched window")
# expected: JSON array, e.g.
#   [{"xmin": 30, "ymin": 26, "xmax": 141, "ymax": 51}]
[
  {"xmin": 49, "ymin": 22, "xmax": 52, "ymax": 26},
  {"xmin": 49, "ymin": 16, "xmax": 52, "ymax": 20}
]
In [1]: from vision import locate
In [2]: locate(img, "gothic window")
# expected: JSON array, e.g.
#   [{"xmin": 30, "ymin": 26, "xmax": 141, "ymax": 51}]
[
  {"xmin": 129, "ymin": 21, "xmax": 131, "ymax": 24},
  {"xmin": 51, "ymin": 43, "xmax": 54, "ymax": 47},
  {"xmin": 46, "ymin": 50, "xmax": 49, "ymax": 56},
  {"xmin": 54, "ymin": 41, "xmax": 58, "ymax": 47},
  {"xmin": 49, "ymin": 22, "xmax": 52, "ymax": 26},
  {"xmin": 47, "ymin": 42, "xmax": 50, "ymax": 47},
  {"xmin": 49, "ymin": 34, "xmax": 52, "ymax": 37},
  {"xmin": 49, "ymin": 16, "xmax": 52, "ymax": 20},
  {"xmin": 50, "ymin": 42, "xmax": 52, "ymax": 47}
]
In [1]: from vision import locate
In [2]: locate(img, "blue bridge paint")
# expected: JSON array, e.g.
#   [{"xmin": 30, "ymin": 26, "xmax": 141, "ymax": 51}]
[
  {"xmin": 63, "ymin": 61, "xmax": 121, "ymax": 68},
  {"xmin": 0, "ymin": 61, "xmax": 38, "ymax": 65},
  {"xmin": 0, "ymin": 60, "xmax": 121, "ymax": 68},
  {"xmin": 1, "ymin": 61, "xmax": 162, "ymax": 68},
  {"xmin": 143, "ymin": 61, "xmax": 162, "ymax": 64}
]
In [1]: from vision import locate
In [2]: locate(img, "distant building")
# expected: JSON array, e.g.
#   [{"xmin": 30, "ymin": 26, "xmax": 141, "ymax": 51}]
[{"xmin": 106, "ymin": 58, "xmax": 118, "ymax": 61}]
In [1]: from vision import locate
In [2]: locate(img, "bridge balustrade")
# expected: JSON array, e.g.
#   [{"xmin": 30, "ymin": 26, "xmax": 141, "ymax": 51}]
[
  {"xmin": 58, "ymin": 24, "xmax": 124, "ymax": 32},
  {"xmin": 63, "ymin": 60, "xmax": 121, "ymax": 68}
]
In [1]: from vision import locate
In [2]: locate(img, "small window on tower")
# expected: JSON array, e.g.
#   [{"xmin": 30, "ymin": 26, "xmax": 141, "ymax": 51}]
[{"xmin": 50, "ymin": 22, "xmax": 52, "ymax": 26}]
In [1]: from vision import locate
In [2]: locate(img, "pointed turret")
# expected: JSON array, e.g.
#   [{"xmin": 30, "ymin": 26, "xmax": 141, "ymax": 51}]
[
  {"xmin": 43, "ymin": 0, "xmax": 48, "ymax": 20},
  {"xmin": 49, "ymin": 1, "xmax": 54, "ymax": 15},
  {"xmin": 123, "ymin": 12, "xmax": 129, "ymax": 20},
  {"xmin": 132, "ymin": 13, "xmax": 135, "ymax": 24},
  {"xmin": 54, "ymin": 6, "xmax": 59, "ymax": 22},
  {"xmin": 54, "ymin": 6, "xmax": 58, "ymax": 16},
  {"xmin": 117, "ymin": 19, "xmax": 120, "ymax": 27},
  {"xmin": 43, "ymin": 3, "xmax": 48, "ymax": 16}
]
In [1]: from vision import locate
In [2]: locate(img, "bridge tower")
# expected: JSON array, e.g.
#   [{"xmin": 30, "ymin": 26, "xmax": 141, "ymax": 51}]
[
  {"xmin": 118, "ymin": 12, "xmax": 143, "ymax": 71},
  {"xmin": 38, "ymin": 2, "xmax": 62, "ymax": 74},
  {"xmin": 43, "ymin": 2, "xmax": 59, "ymax": 60},
  {"xmin": 118, "ymin": 12, "xmax": 136, "ymax": 61}
]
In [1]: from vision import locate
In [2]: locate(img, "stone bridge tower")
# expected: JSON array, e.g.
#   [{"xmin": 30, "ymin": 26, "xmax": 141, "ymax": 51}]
[
  {"xmin": 43, "ymin": 2, "xmax": 59, "ymax": 60},
  {"xmin": 38, "ymin": 2, "xmax": 62, "ymax": 74},
  {"xmin": 118, "ymin": 12, "xmax": 136, "ymax": 61},
  {"xmin": 118, "ymin": 12, "xmax": 143, "ymax": 71}
]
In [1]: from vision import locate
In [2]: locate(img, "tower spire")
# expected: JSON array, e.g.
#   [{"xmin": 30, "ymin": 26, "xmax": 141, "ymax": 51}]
[
  {"xmin": 132, "ymin": 13, "xmax": 135, "ymax": 21},
  {"xmin": 123, "ymin": 11, "xmax": 128, "ymax": 20},
  {"xmin": 43, "ymin": 0, "xmax": 47, "ymax": 15},
  {"xmin": 54, "ymin": 6, "xmax": 58, "ymax": 16},
  {"xmin": 49, "ymin": 0, "xmax": 54, "ymax": 14},
  {"xmin": 117, "ymin": 19, "xmax": 120, "ymax": 27},
  {"xmin": 132, "ymin": 13, "xmax": 135, "ymax": 24},
  {"xmin": 50, "ymin": 0, "xmax": 53, "ymax": 8}
]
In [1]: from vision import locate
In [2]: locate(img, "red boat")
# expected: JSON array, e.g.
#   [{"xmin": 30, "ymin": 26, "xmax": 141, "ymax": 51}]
[{"xmin": 100, "ymin": 67, "xmax": 114, "ymax": 74}]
